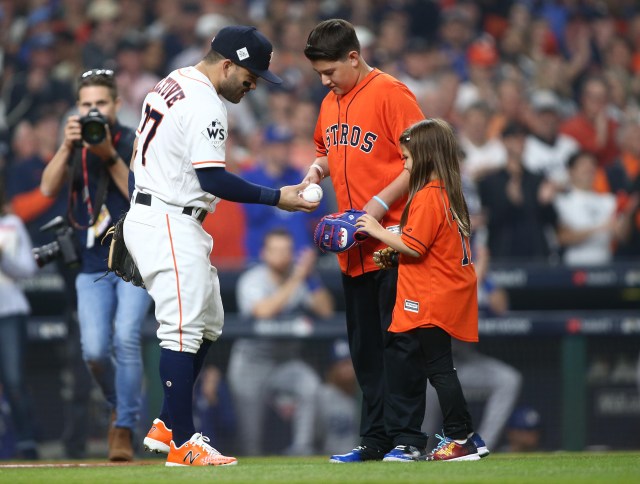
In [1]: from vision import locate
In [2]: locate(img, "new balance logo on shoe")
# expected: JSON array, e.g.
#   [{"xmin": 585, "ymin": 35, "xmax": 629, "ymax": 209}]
[{"xmin": 184, "ymin": 450, "xmax": 201, "ymax": 465}]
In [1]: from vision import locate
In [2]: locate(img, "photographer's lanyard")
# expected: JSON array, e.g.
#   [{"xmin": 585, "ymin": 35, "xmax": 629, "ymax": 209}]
[
  {"xmin": 81, "ymin": 148, "xmax": 95, "ymax": 221},
  {"xmin": 69, "ymin": 131, "xmax": 121, "ymax": 230}
]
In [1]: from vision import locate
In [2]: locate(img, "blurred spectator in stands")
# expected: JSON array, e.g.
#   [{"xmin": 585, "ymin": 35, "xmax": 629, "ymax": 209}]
[
  {"xmin": 228, "ymin": 228, "xmax": 334, "ymax": 455},
  {"xmin": 0, "ymin": 175, "xmax": 39, "ymax": 459},
  {"xmin": 554, "ymin": 151, "xmax": 630, "ymax": 266},
  {"xmin": 371, "ymin": 10, "xmax": 409, "ymax": 71},
  {"xmin": 4, "ymin": 32, "xmax": 73, "ymax": 133},
  {"xmin": 241, "ymin": 125, "xmax": 323, "ymax": 262},
  {"xmin": 437, "ymin": 7, "xmax": 476, "ymax": 83},
  {"xmin": 168, "ymin": 13, "xmax": 230, "ymax": 73},
  {"xmin": 51, "ymin": 29, "xmax": 84, "ymax": 84},
  {"xmin": 503, "ymin": 405, "xmax": 542, "ymax": 452},
  {"xmin": 81, "ymin": 0, "xmax": 121, "ymax": 69},
  {"xmin": 630, "ymin": 13, "xmax": 640, "ymax": 100},
  {"xmin": 455, "ymin": 34, "xmax": 500, "ymax": 115},
  {"xmin": 397, "ymin": 38, "xmax": 438, "ymax": 102},
  {"xmin": 420, "ymin": 68, "xmax": 461, "ymax": 125},
  {"xmin": 117, "ymin": 0, "xmax": 148, "ymax": 39},
  {"xmin": 458, "ymin": 101, "xmax": 507, "ymax": 182},
  {"xmin": 479, "ymin": 121, "xmax": 558, "ymax": 261},
  {"xmin": 289, "ymin": 97, "xmax": 318, "ymax": 172},
  {"xmin": 527, "ymin": 15, "xmax": 560, "ymax": 66},
  {"xmin": 193, "ymin": 364, "xmax": 237, "ymax": 453},
  {"xmin": 560, "ymin": 76, "xmax": 620, "ymax": 167},
  {"xmin": 114, "ymin": 34, "xmax": 161, "ymax": 128},
  {"xmin": 487, "ymin": 78, "xmax": 530, "ymax": 140},
  {"xmin": 532, "ymin": 54, "xmax": 578, "ymax": 107},
  {"xmin": 587, "ymin": 4, "xmax": 618, "ymax": 71},
  {"xmin": 6, "ymin": 120, "xmax": 67, "ymax": 247},
  {"xmin": 593, "ymin": 119, "xmax": 640, "ymax": 197},
  {"xmin": 314, "ymin": 339, "xmax": 359, "ymax": 455},
  {"xmin": 523, "ymin": 89, "xmax": 580, "ymax": 190},
  {"xmin": 604, "ymin": 69, "xmax": 637, "ymax": 124},
  {"xmin": 159, "ymin": 1, "xmax": 201, "ymax": 74}
]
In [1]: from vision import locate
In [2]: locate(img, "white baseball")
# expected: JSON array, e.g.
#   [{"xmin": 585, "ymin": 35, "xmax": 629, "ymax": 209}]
[{"xmin": 301, "ymin": 183, "xmax": 323, "ymax": 202}]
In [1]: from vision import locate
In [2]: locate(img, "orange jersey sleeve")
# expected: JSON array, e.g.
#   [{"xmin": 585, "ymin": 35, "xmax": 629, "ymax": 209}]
[
  {"xmin": 10, "ymin": 188, "xmax": 56, "ymax": 223},
  {"xmin": 314, "ymin": 69, "xmax": 425, "ymax": 276},
  {"xmin": 391, "ymin": 182, "xmax": 478, "ymax": 342}
]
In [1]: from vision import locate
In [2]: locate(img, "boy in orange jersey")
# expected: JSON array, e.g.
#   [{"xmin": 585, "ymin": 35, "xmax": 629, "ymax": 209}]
[
  {"xmin": 302, "ymin": 19, "xmax": 425, "ymax": 462},
  {"xmin": 356, "ymin": 119, "xmax": 484, "ymax": 462}
]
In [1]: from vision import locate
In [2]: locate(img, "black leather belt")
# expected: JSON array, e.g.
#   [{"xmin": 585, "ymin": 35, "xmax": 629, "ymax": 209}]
[{"xmin": 134, "ymin": 192, "xmax": 207, "ymax": 223}]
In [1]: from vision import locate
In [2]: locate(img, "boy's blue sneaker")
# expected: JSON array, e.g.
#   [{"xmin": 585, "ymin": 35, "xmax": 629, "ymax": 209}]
[
  {"xmin": 329, "ymin": 445, "xmax": 384, "ymax": 463},
  {"xmin": 382, "ymin": 445, "xmax": 426, "ymax": 462},
  {"xmin": 470, "ymin": 432, "xmax": 490, "ymax": 457}
]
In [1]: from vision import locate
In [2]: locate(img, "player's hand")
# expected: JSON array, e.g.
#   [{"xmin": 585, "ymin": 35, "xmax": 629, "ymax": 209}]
[
  {"xmin": 278, "ymin": 182, "xmax": 320, "ymax": 212},
  {"xmin": 63, "ymin": 115, "xmax": 82, "ymax": 150},
  {"xmin": 355, "ymin": 213, "xmax": 384, "ymax": 239}
]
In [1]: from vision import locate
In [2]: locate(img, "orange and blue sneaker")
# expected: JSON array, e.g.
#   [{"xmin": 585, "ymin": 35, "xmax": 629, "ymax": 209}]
[
  {"xmin": 143, "ymin": 418, "xmax": 172, "ymax": 454},
  {"xmin": 165, "ymin": 433, "xmax": 237, "ymax": 467},
  {"xmin": 426, "ymin": 434, "xmax": 480, "ymax": 461},
  {"xmin": 470, "ymin": 432, "xmax": 490, "ymax": 457}
]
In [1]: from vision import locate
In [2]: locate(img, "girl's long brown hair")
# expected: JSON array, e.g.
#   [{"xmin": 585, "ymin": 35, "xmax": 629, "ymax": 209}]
[{"xmin": 399, "ymin": 119, "xmax": 471, "ymax": 237}]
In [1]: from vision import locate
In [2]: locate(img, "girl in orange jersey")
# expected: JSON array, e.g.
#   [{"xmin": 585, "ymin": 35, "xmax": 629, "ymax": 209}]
[{"xmin": 356, "ymin": 119, "xmax": 485, "ymax": 462}]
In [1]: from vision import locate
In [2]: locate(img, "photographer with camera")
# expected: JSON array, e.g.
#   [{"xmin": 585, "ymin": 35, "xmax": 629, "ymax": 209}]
[{"xmin": 40, "ymin": 68, "xmax": 151, "ymax": 462}]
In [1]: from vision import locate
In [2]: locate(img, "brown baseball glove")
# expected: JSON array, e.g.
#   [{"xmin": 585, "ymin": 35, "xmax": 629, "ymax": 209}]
[
  {"xmin": 373, "ymin": 246, "xmax": 399, "ymax": 269},
  {"xmin": 105, "ymin": 214, "xmax": 144, "ymax": 287}
]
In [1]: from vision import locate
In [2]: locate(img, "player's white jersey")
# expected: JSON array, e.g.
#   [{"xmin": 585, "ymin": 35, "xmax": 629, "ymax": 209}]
[{"xmin": 133, "ymin": 66, "xmax": 226, "ymax": 211}]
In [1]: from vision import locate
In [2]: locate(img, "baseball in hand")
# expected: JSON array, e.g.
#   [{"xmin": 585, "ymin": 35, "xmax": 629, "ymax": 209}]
[{"xmin": 300, "ymin": 183, "xmax": 323, "ymax": 203}]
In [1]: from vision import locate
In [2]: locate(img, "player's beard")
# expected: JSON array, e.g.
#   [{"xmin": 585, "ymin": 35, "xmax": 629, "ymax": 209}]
[{"xmin": 219, "ymin": 77, "xmax": 248, "ymax": 104}]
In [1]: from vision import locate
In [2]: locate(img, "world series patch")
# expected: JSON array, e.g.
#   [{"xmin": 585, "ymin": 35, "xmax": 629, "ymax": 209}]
[
  {"xmin": 404, "ymin": 299, "xmax": 419, "ymax": 313},
  {"xmin": 202, "ymin": 118, "xmax": 226, "ymax": 148}
]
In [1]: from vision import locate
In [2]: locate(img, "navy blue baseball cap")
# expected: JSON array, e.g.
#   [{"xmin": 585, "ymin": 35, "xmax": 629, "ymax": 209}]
[{"xmin": 211, "ymin": 25, "xmax": 282, "ymax": 84}]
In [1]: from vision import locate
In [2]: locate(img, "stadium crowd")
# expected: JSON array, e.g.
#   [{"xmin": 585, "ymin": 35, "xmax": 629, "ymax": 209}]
[
  {"xmin": 2, "ymin": 0, "xmax": 640, "ymax": 267},
  {"xmin": 1, "ymin": 0, "xmax": 640, "ymax": 459}
]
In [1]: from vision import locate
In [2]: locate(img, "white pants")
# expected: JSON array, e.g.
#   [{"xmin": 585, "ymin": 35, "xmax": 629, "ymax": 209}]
[{"xmin": 124, "ymin": 202, "xmax": 223, "ymax": 353}]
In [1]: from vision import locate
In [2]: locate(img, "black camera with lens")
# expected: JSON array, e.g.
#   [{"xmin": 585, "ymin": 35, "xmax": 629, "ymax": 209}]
[
  {"xmin": 79, "ymin": 108, "xmax": 108, "ymax": 145},
  {"xmin": 32, "ymin": 216, "xmax": 80, "ymax": 268}
]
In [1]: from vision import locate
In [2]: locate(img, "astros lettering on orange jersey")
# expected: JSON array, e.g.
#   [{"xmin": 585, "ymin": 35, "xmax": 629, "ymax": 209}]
[
  {"xmin": 314, "ymin": 68, "xmax": 424, "ymax": 276},
  {"xmin": 323, "ymin": 124, "xmax": 377, "ymax": 153}
]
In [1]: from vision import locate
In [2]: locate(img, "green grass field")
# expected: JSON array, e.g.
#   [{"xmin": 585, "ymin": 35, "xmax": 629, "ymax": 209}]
[{"xmin": 1, "ymin": 452, "xmax": 639, "ymax": 483}]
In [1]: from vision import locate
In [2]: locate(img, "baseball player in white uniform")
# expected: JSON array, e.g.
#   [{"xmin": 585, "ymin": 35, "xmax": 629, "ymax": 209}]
[{"xmin": 124, "ymin": 25, "xmax": 318, "ymax": 467}]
